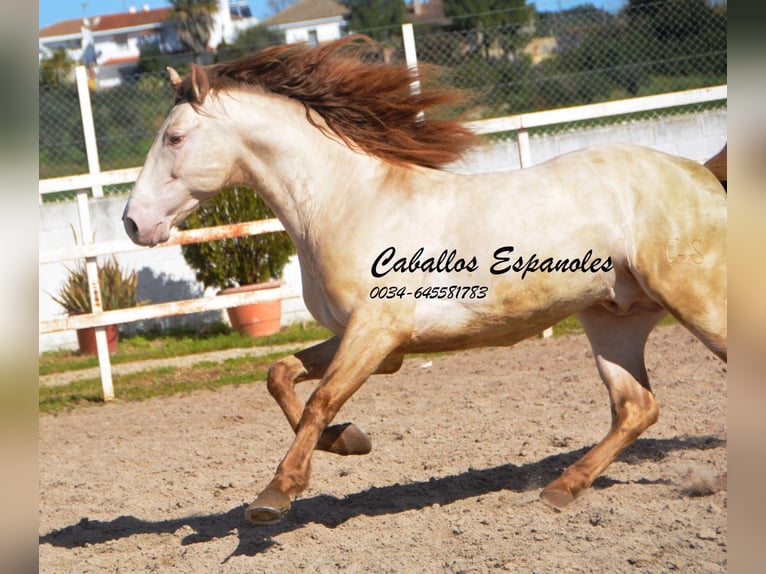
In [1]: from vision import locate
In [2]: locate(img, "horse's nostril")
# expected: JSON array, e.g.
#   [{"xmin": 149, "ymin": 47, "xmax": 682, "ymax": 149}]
[{"xmin": 123, "ymin": 216, "xmax": 139, "ymax": 239}]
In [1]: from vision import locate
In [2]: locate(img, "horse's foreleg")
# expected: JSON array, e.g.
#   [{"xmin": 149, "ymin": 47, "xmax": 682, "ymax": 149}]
[
  {"xmin": 247, "ymin": 326, "xmax": 403, "ymax": 524},
  {"xmin": 267, "ymin": 336, "xmax": 403, "ymax": 456},
  {"xmin": 540, "ymin": 306, "xmax": 665, "ymax": 509},
  {"xmin": 268, "ymin": 337, "xmax": 370, "ymax": 455}
]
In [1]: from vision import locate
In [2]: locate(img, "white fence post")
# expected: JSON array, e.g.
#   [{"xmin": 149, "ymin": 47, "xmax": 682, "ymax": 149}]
[
  {"xmin": 74, "ymin": 65, "xmax": 115, "ymax": 399},
  {"xmin": 402, "ymin": 23, "xmax": 425, "ymax": 123},
  {"xmin": 517, "ymin": 129, "xmax": 532, "ymax": 168},
  {"xmin": 402, "ymin": 23, "xmax": 420, "ymax": 91},
  {"xmin": 75, "ymin": 66, "xmax": 104, "ymax": 198}
]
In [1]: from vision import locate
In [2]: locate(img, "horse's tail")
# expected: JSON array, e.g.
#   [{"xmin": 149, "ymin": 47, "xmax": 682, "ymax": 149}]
[{"xmin": 704, "ymin": 144, "xmax": 727, "ymax": 191}]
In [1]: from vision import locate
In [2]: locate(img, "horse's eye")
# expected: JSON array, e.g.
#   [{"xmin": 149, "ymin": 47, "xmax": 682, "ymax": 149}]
[{"xmin": 167, "ymin": 134, "xmax": 184, "ymax": 146}]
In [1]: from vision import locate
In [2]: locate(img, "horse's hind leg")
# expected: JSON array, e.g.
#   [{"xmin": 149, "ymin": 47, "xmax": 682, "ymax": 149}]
[
  {"xmin": 540, "ymin": 306, "xmax": 665, "ymax": 509},
  {"xmin": 267, "ymin": 337, "xmax": 403, "ymax": 455}
]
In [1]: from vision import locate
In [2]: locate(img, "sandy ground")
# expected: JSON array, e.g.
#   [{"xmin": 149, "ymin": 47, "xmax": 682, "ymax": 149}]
[{"xmin": 39, "ymin": 324, "xmax": 727, "ymax": 573}]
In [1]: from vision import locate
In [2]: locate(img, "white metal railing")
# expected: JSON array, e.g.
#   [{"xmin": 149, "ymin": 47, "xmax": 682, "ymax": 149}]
[{"xmin": 39, "ymin": 23, "xmax": 727, "ymax": 400}]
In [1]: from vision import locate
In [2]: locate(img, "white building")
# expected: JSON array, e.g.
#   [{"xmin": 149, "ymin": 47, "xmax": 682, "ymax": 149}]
[
  {"xmin": 263, "ymin": 0, "xmax": 349, "ymax": 46},
  {"xmin": 39, "ymin": 1, "xmax": 259, "ymax": 89}
]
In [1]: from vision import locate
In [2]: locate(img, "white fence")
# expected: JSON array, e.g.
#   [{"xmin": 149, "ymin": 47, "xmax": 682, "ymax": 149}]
[{"xmin": 38, "ymin": 25, "xmax": 727, "ymax": 400}]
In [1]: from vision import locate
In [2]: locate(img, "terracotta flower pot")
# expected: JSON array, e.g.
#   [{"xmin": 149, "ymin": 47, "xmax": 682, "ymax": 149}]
[
  {"xmin": 219, "ymin": 282, "xmax": 283, "ymax": 337},
  {"xmin": 76, "ymin": 324, "xmax": 119, "ymax": 355}
]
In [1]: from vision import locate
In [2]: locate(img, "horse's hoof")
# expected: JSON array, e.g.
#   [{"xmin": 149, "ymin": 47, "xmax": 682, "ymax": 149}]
[
  {"xmin": 317, "ymin": 422, "xmax": 372, "ymax": 455},
  {"xmin": 540, "ymin": 485, "xmax": 575, "ymax": 510},
  {"xmin": 245, "ymin": 489, "xmax": 292, "ymax": 524}
]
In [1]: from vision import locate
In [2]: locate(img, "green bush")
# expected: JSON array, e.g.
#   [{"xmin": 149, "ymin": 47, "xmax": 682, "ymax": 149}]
[{"xmin": 180, "ymin": 187, "xmax": 296, "ymax": 290}]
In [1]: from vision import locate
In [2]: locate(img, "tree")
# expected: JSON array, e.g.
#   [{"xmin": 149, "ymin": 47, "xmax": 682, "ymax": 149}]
[
  {"xmin": 443, "ymin": 0, "xmax": 531, "ymax": 31},
  {"xmin": 625, "ymin": 0, "xmax": 727, "ymax": 77},
  {"xmin": 216, "ymin": 24, "xmax": 284, "ymax": 61},
  {"xmin": 39, "ymin": 48, "xmax": 75, "ymax": 87},
  {"xmin": 169, "ymin": 0, "xmax": 218, "ymax": 62},
  {"xmin": 342, "ymin": 0, "xmax": 406, "ymax": 42}
]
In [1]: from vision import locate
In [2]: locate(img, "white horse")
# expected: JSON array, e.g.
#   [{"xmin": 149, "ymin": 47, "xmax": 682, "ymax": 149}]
[{"xmin": 123, "ymin": 37, "xmax": 727, "ymax": 524}]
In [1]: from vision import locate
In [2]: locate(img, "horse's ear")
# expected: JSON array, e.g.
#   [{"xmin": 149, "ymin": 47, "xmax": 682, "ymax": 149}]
[
  {"xmin": 189, "ymin": 63, "xmax": 210, "ymax": 104},
  {"xmin": 167, "ymin": 67, "xmax": 182, "ymax": 91}
]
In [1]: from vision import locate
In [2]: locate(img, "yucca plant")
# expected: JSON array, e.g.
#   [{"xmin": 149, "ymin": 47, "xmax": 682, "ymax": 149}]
[{"xmin": 52, "ymin": 257, "xmax": 138, "ymax": 315}]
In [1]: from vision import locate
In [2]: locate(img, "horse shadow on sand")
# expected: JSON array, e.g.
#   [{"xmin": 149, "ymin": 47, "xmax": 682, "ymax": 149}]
[{"xmin": 40, "ymin": 434, "xmax": 725, "ymax": 560}]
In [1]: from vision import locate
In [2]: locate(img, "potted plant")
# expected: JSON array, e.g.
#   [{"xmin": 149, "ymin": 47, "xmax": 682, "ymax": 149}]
[
  {"xmin": 180, "ymin": 187, "xmax": 295, "ymax": 337},
  {"xmin": 51, "ymin": 256, "xmax": 138, "ymax": 354}
]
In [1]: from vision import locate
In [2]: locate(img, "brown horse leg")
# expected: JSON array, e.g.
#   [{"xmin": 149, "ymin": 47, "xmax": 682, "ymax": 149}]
[
  {"xmin": 267, "ymin": 337, "xmax": 403, "ymax": 456},
  {"xmin": 267, "ymin": 337, "xmax": 369, "ymax": 455},
  {"xmin": 247, "ymin": 325, "xmax": 403, "ymax": 524},
  {"xmin": 540, "ymin": 306, "xmax": 665, "ymax": 509}
]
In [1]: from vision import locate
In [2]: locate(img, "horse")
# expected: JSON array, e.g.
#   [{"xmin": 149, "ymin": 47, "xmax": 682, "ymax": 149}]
[{"xmin": 122, "ymin": 36, "xmax": 727, "ymax": 525}]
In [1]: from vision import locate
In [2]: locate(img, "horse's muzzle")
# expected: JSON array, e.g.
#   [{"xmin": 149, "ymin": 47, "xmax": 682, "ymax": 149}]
[{"xmin": 122, "ymin": 205, "xmax": 169, "ymax": 247}]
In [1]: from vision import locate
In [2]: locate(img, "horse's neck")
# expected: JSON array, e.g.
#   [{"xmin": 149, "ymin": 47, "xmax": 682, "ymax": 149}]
[{"xmin": 230, "ymin": 92, "xmax": 392, "ymax": 244}]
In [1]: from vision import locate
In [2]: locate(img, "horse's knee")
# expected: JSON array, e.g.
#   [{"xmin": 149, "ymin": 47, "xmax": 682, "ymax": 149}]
[{"xmin": 267, "ymin": 356, "xmax": 305, "ymax": 399}]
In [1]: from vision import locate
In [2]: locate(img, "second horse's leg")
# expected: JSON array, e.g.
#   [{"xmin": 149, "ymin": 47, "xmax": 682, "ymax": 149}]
[
  {"xmin": 540, "ymin": 306, "xmax": 665, "ymax": 508},
  {"xmin": 247, "ymin": 323, "xmax": 404, "ymax": 524},
  {"xmin": 267, "ymin": 336, "xmax": 403, "ymax": 455}
]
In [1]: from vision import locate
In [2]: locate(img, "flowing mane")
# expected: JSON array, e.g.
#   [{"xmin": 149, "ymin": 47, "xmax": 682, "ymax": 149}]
[{"xmin": 185, "ymin": 35, "xmax": 479, "ymax": 169}]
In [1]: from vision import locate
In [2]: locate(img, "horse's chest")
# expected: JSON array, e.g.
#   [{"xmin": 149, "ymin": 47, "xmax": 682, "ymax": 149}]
[{"xmin": 298, "ymin": 259, "xmax": 351, "ymax": 334}]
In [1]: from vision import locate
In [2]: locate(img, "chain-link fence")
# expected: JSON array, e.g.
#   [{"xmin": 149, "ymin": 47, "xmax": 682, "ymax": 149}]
[{"xmin": 39, "ymin": 0, "xmax": 727, "ymax": 201}]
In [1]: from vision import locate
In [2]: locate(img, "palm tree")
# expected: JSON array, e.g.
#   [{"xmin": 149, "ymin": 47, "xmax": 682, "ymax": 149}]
[
  {"xmin": 39, "ymin": 48, "xmax": 75, "ymax": 87},
  {"xmin": 169, "ymin": 0, "xmax": 219, "ymax": 62}
]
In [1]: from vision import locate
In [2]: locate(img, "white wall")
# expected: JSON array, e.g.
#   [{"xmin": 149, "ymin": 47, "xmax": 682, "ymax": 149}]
[
  {"xmin": 452, "ymin": 109, "xmax": 727, "ymax": 175},
  {"xmin": 283, "ymin": 20, "xmax": 344, "ymax": 45},
  {"xmin": 39, "ymin": 109, "xmax": 727, "ymax": 352}
]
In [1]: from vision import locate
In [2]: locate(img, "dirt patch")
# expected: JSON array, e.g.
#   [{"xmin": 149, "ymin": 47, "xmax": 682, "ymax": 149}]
[{"xmin": 39, "ymin": 324, "xmax": 727, "ymax": 573}]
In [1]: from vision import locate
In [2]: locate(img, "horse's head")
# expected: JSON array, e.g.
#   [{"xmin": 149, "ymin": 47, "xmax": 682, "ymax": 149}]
[{"xmin": 123, "ymin": 65, "xmax": 237, "ymax": 246}]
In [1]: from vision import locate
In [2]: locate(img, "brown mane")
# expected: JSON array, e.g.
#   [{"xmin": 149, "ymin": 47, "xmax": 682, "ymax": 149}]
[{"xmin": 183, "ymin": 35, "xmax": 479, "ymax": 169}]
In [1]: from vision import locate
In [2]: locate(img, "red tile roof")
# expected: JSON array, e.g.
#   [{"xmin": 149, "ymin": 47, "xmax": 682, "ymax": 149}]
[
  {"xmin": 264, "ymin": 0, "xmax": 348, "ymax": 26},
  {"xmin": 40, "ymin": 7, "xmax": 172, "ymax": 38}
]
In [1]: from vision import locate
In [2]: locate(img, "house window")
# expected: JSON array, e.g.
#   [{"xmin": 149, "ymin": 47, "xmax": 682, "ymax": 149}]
[
  {"xmin": 230, "ymin": 0, "xmax": 251, "ymax": 17},
  {"xmin": 308, "ymin": 29, "xmax": 318, "ymax": 46},
  {"xmin": 114, "ymin": 33, "xmax": 129, "ymax": 49}
]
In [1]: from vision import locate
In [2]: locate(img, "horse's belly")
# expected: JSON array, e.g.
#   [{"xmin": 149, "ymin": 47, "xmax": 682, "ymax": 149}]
[{"xmin": 406, "ymin": 298, "xmax": 571, "ymax": 352}]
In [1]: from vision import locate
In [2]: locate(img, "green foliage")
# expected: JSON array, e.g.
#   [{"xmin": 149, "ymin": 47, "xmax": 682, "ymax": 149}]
[
  {"xmin": 168, "ymin": 0, "xmax": 219, "ymax": 58},
  {"xmin": 625, "ymin": 0, "xmax": 727, "ymax": 78},
  {"xmin": 38, "ymin": 2, "xmax": 727, "ymax": 181},
  {"xmin": 39, "ymin": 48, "xmax": 75, "ymax": 87},
  {"xmin": 39, "ymin": 73, "xmax": 174, "ymax": 179},
  {"xmin": 136, "ymin": 42, "xmax": 195, "ymax": 75},
  {"xmin": 180, "ymin": 187, "xmax": 296, "ymax": 289},
  {"xmin": 342, "ymin": 0, "xmax": 406, "ymax": 42},
  {"xmin": 216, "ymin": 24, "xmax": 284, "ymax": 61},
  {"xmin": 51, "ymin": 257, "xmax": 138, "ymax": 315},
  {"xmin": 39, "ymin": 320, "xmax": 332, "ymax": 376},
  {"xmin": 433, "ymin": 0, "xmax": 726, "ymax": 116},
  {"xmin": 444, "ymin": 0, "xmax": 531, "ymax": 30},
  {"xmin": 39, "ymin": 361, "xmax": 271, "ymax": 412},
  {"xmin": 39, "ymin": 83, "xmax": 88, "ymax": 178}
]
